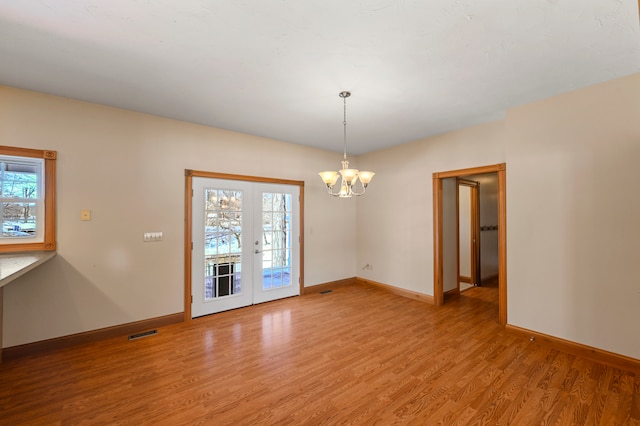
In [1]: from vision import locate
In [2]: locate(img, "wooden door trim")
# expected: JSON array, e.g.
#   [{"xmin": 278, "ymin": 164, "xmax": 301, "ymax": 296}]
[
  {"xmin": 457, "ymin": 178, "xmax": 479, "ymax": 186},
  {"xmin": 433, "ymin": 163, "xmax": 507, "ymax": 325},
  {"xmin": 433, "ymin": 178, "xmax": 443, "ymax": 306},
  {"xmin": 184, "ymin": 170, "xmax": 305, "ymax": 321},
  {"xmin": 455, "ymin": 179, "xmax": 460, "ymax": 292}
]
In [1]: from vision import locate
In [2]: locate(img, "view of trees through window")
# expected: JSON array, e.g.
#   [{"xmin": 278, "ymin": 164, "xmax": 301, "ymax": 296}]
[
  {"xmin": 204, "ymin": 189, "xmax": 243, "ymax": 299},
  {"xmin": 261, "ymin": 192, "xmax": 292, "ymax": 289},
  {"xmin": 0, "ymin": 158, "xmax": 41, "ymax": 239},
  {"xmin": 203, "ymin": 188, "xmax": 292, "ymax": 299}
]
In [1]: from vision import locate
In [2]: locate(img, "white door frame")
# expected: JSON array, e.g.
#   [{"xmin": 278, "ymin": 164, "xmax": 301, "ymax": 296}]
[{"xmin": 184, "ymin": 170, "xmax": 305, "ymax": 321}]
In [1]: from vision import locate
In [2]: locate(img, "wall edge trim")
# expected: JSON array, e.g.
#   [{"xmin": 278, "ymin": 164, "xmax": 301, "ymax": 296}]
[
  {"xmin": 505, "ymin": 324, "xmax": 640, "ymax": 374},
  {"xmin": 303, "ymin": 278, "xmax": 356, "ymax": 294},
  {"xmin": 3, "ymin": 312, "xmax": 184, "ymax": 361},
  {"xmin": 356, "ymin": 277, "xmax": 435, "ymax": 304}
]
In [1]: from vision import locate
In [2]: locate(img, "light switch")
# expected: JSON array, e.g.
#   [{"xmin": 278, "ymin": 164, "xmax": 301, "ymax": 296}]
[
  {"xmin": 80, "ymin": 209, "xmax": 91, "ymax": 221},
  {"xmin": 143, "ymin": 232, "xmax": 163, "ymax": 242}
]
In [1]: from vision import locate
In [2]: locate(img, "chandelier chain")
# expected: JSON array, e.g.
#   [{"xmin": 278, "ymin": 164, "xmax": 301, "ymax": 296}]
[{"xmin": 342, "ymin": 92, "xmax": 349, "ymax": 160}]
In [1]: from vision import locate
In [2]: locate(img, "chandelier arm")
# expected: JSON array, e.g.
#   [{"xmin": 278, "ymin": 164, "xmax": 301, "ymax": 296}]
[
  {"xmin": 349, "ymin": 181, "xmax": 367, "ymax": 196},
  {"xmin": 325, "ymin": 184, "xmax": 343, "ymax": 197}
]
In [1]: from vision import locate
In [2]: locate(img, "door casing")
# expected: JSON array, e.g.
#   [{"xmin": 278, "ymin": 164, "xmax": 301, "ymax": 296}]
[{"xmin": 184, "ymin": 170, "xmax": 305, "ymax": 321}]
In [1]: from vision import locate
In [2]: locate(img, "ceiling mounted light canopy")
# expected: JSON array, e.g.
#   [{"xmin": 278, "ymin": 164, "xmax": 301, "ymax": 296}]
[{"xmin": 319, "ymin": 91, "xmax": 375, "ymax": 198}]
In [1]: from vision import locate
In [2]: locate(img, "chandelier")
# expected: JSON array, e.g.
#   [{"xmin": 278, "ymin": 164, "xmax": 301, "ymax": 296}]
[{"xmin": 319, "ymin": 91, "xmax": 375, "ymax": 197}]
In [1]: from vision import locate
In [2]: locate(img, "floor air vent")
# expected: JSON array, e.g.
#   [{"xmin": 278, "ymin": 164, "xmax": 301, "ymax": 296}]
[
  {"xmin": 128, "ymin": 329, "xmax": 158, "ymax": 340},
  {"xmin": 320, "ymin": 290, "xmax": 333, "ymax": 294}
]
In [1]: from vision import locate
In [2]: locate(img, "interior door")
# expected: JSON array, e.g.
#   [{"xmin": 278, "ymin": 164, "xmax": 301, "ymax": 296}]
[{"xmin": 191, "ymin": 178, "xmax": 300, "ymax": 317}]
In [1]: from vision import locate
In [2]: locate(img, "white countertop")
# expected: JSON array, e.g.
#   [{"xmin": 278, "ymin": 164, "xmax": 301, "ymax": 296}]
[{"xmin": 0, "ymin": 251, "xmax": 56, "ymax": 288}]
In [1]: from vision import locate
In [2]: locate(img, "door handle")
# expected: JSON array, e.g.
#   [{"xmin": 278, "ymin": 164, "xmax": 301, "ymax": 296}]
[{"xmin": 255, "ymin": 249, "xmax": 261, "ymax": 254}]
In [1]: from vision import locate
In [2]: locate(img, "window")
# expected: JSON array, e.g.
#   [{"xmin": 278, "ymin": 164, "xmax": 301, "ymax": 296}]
[{"xmin": 0, "ymin": 146, "xmax": 56, "ymax": 253}]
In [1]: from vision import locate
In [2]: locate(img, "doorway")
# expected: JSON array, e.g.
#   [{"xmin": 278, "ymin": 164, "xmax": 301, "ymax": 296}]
[
  {"xmin": 184, "ymin": 170, "xmax": 305, "ymax": 320},
  {"xmin": 457, "ymin": 178, "xmax": 480, "ymax": 291},
  {"xmin": 433, "ymin": 163, "xmax": 506, "ymax": 324}
]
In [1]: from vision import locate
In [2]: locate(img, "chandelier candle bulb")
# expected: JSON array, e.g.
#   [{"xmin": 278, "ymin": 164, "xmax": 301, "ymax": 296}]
[{"xmin": 319, "ymin": 91, "xmax": 375, "ymax": 197}]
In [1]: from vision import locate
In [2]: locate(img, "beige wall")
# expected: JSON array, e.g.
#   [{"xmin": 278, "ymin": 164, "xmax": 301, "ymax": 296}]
[
  {"xmin": 356, "ymin": 120, "xmax": 506, "ymax": 293},
  {"xmin": 0, "ymin": 86, "xmax": 358, "ymax": 347},
  {"xmin": 505, "ymin": 73, "xmax": 640, "ymax": 359}
]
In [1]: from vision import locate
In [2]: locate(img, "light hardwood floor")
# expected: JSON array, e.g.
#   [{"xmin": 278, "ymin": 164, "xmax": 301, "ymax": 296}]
[{"xmin": 1, "ymin": 282, "xmax": 638, "ymax": 425}]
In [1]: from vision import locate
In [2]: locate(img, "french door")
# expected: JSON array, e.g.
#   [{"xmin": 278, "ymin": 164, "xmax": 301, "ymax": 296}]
[{"xmin": 191, "ymin": 177, "xmax": 300, "ymax": 318}]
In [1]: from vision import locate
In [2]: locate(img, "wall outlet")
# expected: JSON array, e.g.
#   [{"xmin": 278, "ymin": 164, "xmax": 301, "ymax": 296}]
[{"xmin": 143, "ymin": 232, "xmax": 163, "ymax": 242}]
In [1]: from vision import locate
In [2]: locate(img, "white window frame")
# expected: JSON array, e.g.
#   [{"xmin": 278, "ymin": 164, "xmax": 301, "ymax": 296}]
[
  {"xmin": 0, "ymin": 146, "xmax": 56, "ymax": 253},
  {"xmin": 0, "ymin": 156, "xmax": 45, "ymax": 244}
]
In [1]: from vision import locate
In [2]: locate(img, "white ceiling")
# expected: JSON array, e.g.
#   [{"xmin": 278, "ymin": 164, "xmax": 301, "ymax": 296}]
[{"xmin": 1, "ymin": 1, "xmax": 639, "ymax": 155}]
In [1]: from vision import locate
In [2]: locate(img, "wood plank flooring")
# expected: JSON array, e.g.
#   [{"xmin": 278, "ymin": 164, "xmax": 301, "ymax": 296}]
[{"xmin": 1, "ymin": 282, "xmax": 638, "ymax": 425}]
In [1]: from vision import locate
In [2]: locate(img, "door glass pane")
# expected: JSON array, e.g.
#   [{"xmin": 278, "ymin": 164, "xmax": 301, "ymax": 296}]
[
  {"xmin": 204, "ymin": 189, "xmax": 243, "ymax": 300},
  {"xmin": 261, "ymin": 192, "xmax": 292, "ymax": 290}
]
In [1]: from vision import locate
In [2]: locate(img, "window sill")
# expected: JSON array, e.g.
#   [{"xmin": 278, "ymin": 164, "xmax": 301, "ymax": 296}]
[{"xmin": 0, "ymin": 251, "xmax": 56, "ymax": 288}]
